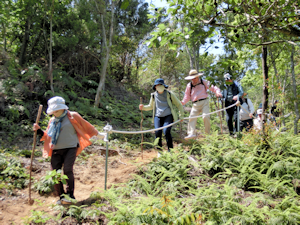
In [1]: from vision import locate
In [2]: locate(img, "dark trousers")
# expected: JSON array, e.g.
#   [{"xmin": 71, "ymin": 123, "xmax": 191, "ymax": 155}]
[
  {"xmin": 240, "ymin": 119, "xmax": 253, "ymax": 132},
  {"xmin": 225, "ymin": 101, "xmax": 238, "ymax": 135},
  {"xmin": 51, "ymin": 147, "xmax": 77, "ymax": 198},
  {"xmin": 154, "ymin": 114, "xmax": 173, "ymax": 151}
]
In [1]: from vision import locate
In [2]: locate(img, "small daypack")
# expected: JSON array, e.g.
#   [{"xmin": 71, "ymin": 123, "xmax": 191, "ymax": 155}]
[{"xmin": 189, "ymin": 79, "xmax": 207, "ymax": 95}]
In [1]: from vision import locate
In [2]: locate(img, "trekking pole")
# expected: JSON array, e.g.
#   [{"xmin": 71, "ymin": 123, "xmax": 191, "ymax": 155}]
[
  {"xmin": 215, "ymin": 97, "xmax": 223, "ymax": 134},
  {"xmin": 28, "ymin": 104, "xmax": 43, "ymax": 205},
  {"xmin": 140, "ymin": 97, "xmax": 144, "ymax": 159}
]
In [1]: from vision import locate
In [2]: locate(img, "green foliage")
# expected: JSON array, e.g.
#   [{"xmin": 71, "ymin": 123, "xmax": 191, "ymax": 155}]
[
  {"xmin": 45, "ymin": 169, "xmax": 68, "ymax": 185},
  {"xmin": 0, "ymin": 155, "xmax": 29, "ymax": 190},
  {"xmin": 34, "ymin": 170, "xmax": 56, "ymax": 195}
]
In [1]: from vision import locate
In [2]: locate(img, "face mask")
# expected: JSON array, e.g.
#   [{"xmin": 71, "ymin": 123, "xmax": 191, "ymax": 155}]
[
  {"xmin": 225, "ymin": 81, "xmax": 233, "ymax": 85},
  {"xmin": 156, "ymin": 85, "xmax": 165, "ymax": 93}
]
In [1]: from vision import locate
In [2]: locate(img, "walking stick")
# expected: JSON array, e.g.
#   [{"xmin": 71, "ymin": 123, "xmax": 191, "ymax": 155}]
[
  {"xmin": 28, "ymin": 105, "xmax": 43, "ymax": 205},
  {"xmin": 215, "ymin": 98, "xmax": 223, "ymax": 134},
  {"xmin": 140, "ymin": 97, "xmax": 144, "ymax": 159}
]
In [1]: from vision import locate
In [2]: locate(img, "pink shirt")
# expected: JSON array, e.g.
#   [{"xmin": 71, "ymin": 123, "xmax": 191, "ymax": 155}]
[{"xmin": 181, "ymin": 79, "xmax": 221, "ymax": 105}]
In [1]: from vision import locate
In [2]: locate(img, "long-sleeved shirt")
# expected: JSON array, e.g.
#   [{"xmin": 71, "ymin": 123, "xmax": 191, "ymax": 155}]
[
  {"xmin": 181, "ymin": 79, "xmax": 221, "ymax": 105},
  {"xmin": 239, "ymin": 98, "xmax": 255, "ymax": 121},
  {"xmin": 40, "ymin": 111, "xmax": 98, "ymax": 158}
]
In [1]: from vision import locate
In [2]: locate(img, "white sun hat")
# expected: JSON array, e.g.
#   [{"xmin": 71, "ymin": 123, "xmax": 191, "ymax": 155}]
[
  {"xmin": 46, "ymin": 96, "xmax": 69, "ymax": 115},
  {"xmin": 185, "ymin": 69, "xmax": 204, "ymax": 80},
  {"xmin": 257, "ymin": 109, "xmax": 263, "ymax": 115}
]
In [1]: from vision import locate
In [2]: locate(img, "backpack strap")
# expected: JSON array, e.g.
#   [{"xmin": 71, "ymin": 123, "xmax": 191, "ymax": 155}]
[{"xmin": 190, "ymin": 79, "xmax": 205, "ymax": 95}]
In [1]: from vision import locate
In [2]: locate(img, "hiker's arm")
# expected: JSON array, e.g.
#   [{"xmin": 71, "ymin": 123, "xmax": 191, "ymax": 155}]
[
  {"xmin": 248, "ymin": 99, "xmax": 255, "ymax": 114},
  {"xmin": 181, "ymin": 84, "xmax": 191, "ymax": 105},
  {"xmin": 171, "ymin": 92, "xmax": 184, "ymax": 120},
  {"xmin": 140, "ymin": 94, "xmax": 154, "ymax": 111}
]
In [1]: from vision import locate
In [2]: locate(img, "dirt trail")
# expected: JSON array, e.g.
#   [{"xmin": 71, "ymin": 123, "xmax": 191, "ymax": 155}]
[{"xmin": 0, "ymin": 149, "xmax": 157, "ymax": 225}]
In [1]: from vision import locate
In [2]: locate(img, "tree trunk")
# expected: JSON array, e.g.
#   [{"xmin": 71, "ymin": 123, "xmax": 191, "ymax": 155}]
[
  {"xmin": 269, "ymin": 48, "xmax": 278, "ymax": 112},
  {"xmin": 261, "ymin": 45, "xmax": 268, "ymax": 133},
  {"xmin": 290, "ymin": 45, "xmax": 299, "ymax": 134},
  {"xmin": 94, "ymin": 0, "xmax": 115, "ymax": 107},
  {"xmin": 281, "ymin": 69, "xmax": 288, "ymax": 127},
  {"xmin": 19, "ymin": 17, "xmax": 31, "ymax": 66},
  {"xmin": 2, "ymin": 22, "xmax": 6, "ymax": 51},
  {"xmin": 185, "ymin": 45, "xmax": 194, "ymax": 69},
  {"xmin": 49, "ymin": 18, "xmax": 54, "ymax": 94}
]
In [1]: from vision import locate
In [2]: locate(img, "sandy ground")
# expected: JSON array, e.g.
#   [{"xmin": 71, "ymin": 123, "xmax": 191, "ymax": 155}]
[{"xmin": 0, "ymin": 148, "xmax": 158, "ymax": 225}]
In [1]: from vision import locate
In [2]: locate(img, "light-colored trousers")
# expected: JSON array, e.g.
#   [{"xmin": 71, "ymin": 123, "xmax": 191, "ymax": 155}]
[{"xmin": 187, "ymin": 98, "xmax": 210, "ymax": 135}]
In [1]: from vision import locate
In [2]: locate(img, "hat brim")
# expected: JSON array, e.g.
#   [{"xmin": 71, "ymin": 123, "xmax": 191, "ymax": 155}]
[
  {"xmin": 185, "ymin": 73, "xmax": 204, "ymax": 80},
  {"xmin": 47, "ymin": 105, "xmax": 69, "ymax": 115},
  {"xmin": 152, "ymin": 84, "xmax": 168, "ymax": 90}
]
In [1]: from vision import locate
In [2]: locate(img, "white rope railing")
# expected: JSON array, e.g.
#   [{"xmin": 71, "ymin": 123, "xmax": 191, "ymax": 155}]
[{"xmin": 106, "ymin": 101, "xmax": 239, "ymax": 135}]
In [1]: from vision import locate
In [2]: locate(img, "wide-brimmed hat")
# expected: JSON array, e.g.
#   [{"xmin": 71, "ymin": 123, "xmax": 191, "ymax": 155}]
[
  {"xmin": 152, "ymin": 78, "xmax": 168, "ymax": 90},
  {"xmin": 46, "ymin": 96, "xmax": 68, "ymax": 115},
  {"xmin": 185, "ymin": 69, "xmax": 204, "ymax": 80},
  {"xmin": 224, "ymin": 73, "xmax": 232, "ymax": 80},
  {"xmin": 257, "ymin": 109, "xmax": 263, "ymax": 115}
]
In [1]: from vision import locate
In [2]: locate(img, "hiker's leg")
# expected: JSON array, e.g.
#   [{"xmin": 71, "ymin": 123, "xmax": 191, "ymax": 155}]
[
  {"xmin": 246, "ymin": 119, "xmax": 253, "ymax": 131},
  {"xmin": 51, "ymin": 150, "xmax": 65, "ymax": 197},
  {"xmin": 63, "ymin": 147, "xmax": 77, "ymax": 198},
  {"xmin": 162, "ymin": 114, "xmax": 173, "ymax": 151},
  {"xmin": 233, "ymin": 107, "xmax": 238, "ymax": 132},
  {"xmin": 201, "ymin": 99, "xmax": 210, "ymax": 134},
  {"xmin": 225, "ymin": 105, "xmax": 234, "ymax": 135},
  {"xmin": 154, "ymin": 116, "xmax": 163, "ymax": 148},
  {"xmin": 188, "ymin": 103, "xmax": 201, "ymax": 136}
]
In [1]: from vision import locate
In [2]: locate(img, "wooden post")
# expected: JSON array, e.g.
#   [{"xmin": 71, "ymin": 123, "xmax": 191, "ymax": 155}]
[
  {"xmin": 140, "ymin": 97, "xmax": 144, "ymax": 159},
  {"xmin": 28, "ymin": 105, "xmax": 43, "ymax": 205}
]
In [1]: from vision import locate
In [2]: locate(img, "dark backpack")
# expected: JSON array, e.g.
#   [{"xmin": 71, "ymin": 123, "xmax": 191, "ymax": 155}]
[{"xmin": 189, "ymin": 79, "xmax": 207, "ymax": 95}]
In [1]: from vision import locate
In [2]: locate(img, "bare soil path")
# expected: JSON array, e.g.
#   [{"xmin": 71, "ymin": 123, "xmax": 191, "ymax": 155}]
[{"xmin": 0, "ymin": 147, "xmax": 157, "ymax": 225}]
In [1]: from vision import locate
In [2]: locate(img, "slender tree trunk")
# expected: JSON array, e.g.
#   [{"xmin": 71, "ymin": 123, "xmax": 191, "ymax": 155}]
[
  {"xmin": 49, "ymin": 18, "xmax": 54, "ymax": 94},
  {"xmin": 290, "ymin": 46, "xmax": 299, "ymax": 134},
  {"xmin": 261, "ymin": 45, "xmax": 268, "ymax": 133},
  {"xmin": 269, "ymin": 48, "xmax": 278, "ymax": 111},
  {"xmin": 2, "ymin": 22, "xmax": 6, "ymax": 51},
  {"xmin": 185, "ymin": 45, "xmax": 194, "ymax": 69},
  {"xmin": 19, "ymin": 17, "xmax": 31, "ymax": 66},
  {"xmin": 281, "ymin": 69, "xmax": 288, "ymax": 127},
  {"xmin": 94, "ymin": 0, "xmax": 115, "ymax": 107}
]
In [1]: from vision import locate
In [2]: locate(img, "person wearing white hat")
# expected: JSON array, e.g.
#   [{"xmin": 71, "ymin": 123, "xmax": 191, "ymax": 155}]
[
  {"xmin": 181, "ymin": 69, "xmax": 222, "ymax": 139},
  {"xmin": 253, "ymin": 108, "xmax": 263, "ymax": 130},
  {"xmin": 33, "ymin": 96, "xmax": 105, "ymax": 205}
]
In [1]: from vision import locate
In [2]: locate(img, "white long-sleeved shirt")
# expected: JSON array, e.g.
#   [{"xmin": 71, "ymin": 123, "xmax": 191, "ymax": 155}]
[{"xmin": 239, "ymin": 98, "xmax": 255, "ymax": 121}]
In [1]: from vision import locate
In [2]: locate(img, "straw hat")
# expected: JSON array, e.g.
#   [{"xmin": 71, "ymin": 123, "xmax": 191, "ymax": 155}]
[
  {"xmin": 46, "ymin": 96, "xmax": 68, "ymax": 115},
  {"xmin": 185, "ymin": 69, "xmax": 204, "ymax": 80}
]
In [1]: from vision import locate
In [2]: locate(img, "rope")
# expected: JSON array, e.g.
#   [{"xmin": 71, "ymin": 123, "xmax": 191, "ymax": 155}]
[{"xmin": 108, "ymin": 101, "xmax": 239, "ymax": 135}]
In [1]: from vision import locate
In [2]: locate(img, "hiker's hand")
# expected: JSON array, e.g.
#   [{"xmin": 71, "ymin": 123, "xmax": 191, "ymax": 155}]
[
  {"xmin": 249, "ymin": 113, "xmax": 253, "ymax": 118},
  {"xmin": 139, "ymin": 104, "xmax": 144, "ymax": 110},
  {"xmin": 33, "ymin": 123, "xmax": 40, "ymax": 131},
  {"xmin": 233, "ymin": 95, "xmax": 238, "ymax": 101},
  {"xmin": 216, "ymin": 93, "xmax": 222, "ymax": 98},
  {"xmin": 181, "ymin": 101, "xmax": 184, "ymax": 105}
]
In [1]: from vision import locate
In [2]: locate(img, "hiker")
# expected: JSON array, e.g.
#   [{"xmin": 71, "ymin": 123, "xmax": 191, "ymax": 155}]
[
  {"xmin": 139, "ymin": 78, "xmax": 184, "ymax": 152},
  {"xmin": 33, "ymin": 96, "xmax": 104, "ymax": 205},
  {"xmin": 239, "ymin": 93, "xmax": 255, "ymax": 132},
  {"xmin": 270, "ymin": 100, "xmax": 280, "ymax": 126},
  {"xmin": 222, "ymin": 73, "xmax": 244, "ymax": 136},
  {"xmin": 181, "ymin": 69, "xmax": 222, "ymax": 139},
  {"xmin": 253, "ymin": 109, "xmax": 263, "ymax": 131}
]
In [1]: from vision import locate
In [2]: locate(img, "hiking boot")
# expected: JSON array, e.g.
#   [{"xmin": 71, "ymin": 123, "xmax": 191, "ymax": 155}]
[
  {"xmin": 60, "ymin": 194, "xmax": 76, "ymax": 205},
  {"xmin": 184, "ymin": 134, "xmax": 196, "ymax": 140},
  {"xmin": 56, "ymin": 199, "xmax": 62, "ymax": 205}
]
